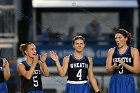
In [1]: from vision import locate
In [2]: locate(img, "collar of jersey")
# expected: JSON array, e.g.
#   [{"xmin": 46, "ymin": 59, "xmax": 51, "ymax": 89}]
[{"xmin": 71, "ymin": 54, "xmax": 85, "ymax": 61}]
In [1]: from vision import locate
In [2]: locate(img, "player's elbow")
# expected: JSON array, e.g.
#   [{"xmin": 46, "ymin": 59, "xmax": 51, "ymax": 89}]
[
  {"xmin": 133, "ymin": 70, "xmax": 140, "ymax": 74},
  {"xmin": 5, "ymin": 76, "xmax": 10, "ymax": 81},
  {"xmin": 26, "ymin": 76, "xmax": 32, "ymax": 80},
  {"xmin": 106, "ymin": 70, "xmax": 111, "ymax": 74},
  {"xmin": 46, "ymin": 73, "xmax": 49, "ymax": 77},
  {"xmin": 26, "ymin": 77, "xmax": 31, "ymax": 80},
  {"xmin": 105, "ymin": 68, "xmax": 111, "ymax": 74},
  {"xmin": 59, "ymin": 73, "xmax": 65, "ymax": 77},
  {"xmin": 58, "ymin": 71, "xmax": 65, "ymax": 77},
  {"xmin": 4, "ymin": 73, "xmax": 11, "ymax": 81},
  {"xmin": 45, "ymin": 72, "xmax": 49, "ymax": 77}
]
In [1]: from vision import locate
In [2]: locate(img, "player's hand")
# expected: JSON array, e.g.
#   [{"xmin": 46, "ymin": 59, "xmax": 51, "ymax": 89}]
[
  {"xmin": 33, "ymin": 54, "xmax": 38, "ymax": 65},
  {"xmin": 113, "ymin": 62, "xmax": 118, "ymax": 69},
  {"xmin": 50, "ymin": 51, "xmax": 59, "ymax": 62},
  {"xmin": 118, "ymin": 58, "xmax": 125, "ymax": 66},
  {"xmin": 40, "ymin": 53, "xmax": 47, "ymax": 63},
  {"xmin": 3, "ymin": 58, "xmax": 9, "ymax": 68}
]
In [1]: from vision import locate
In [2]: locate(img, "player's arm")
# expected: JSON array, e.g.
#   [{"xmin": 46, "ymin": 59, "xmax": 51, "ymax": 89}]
[
  {"xmin": 118, "ymin": 48, "xmax": 140, "ymax": 74},
  {"xmin": 56, "ymin": 56, "xmax": 69, "ymax": 77},
  {"xmin": 88, "ymin": 57, "xmax": 100, "ymax": 93},
  {"xmin": 39, "ymin": 53, "xmax": 49, "ymax": 77},
  {"xmin": 39, "ymin": 61, "xmax": 49, "ymax": 77},
  {"xmin": 17, "ymin": 55, "xmax": 38, "ymax": 80},
  {"xmin": 105, "ymin": 48, "xmax": 118, "ymax": 74},
  {"xmin": 50, "ymin": 51, "xmax": 69, "ymax": 77},
  {"xmin": 3, "ymin": 58, "xmax": 10, "ymax": 80}
]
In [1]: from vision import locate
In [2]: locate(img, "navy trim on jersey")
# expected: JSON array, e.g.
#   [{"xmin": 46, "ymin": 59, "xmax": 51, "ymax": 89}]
[
  {"xmin": 0, "ymin": 58, "xmax": 5, "ymax": 83},
  {"xmin": 71, "ymin": 54, "xmax": 85, "ymax": 61},
  {"xmin": 113, "ymin": 47, "xmax": 133, "ymax": 74},
  {"xmin": 116, "ymin": 47, "xmax": 129, "ymax": 56}
]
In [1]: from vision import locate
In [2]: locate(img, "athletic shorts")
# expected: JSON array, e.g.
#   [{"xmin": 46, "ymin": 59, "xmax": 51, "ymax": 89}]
[
  {"xmin": 65, "ymin": 81, "xmax": 90, "ymax": 93},
  {"xmin": 0, "ymin": 82, "xmax": 8, "ymax": 93},
  {"xmin": 109, "ymin": 74, "xmax": 135, "ymax": 93}
]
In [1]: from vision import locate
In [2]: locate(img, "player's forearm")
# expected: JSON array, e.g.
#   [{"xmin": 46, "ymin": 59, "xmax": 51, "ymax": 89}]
[
  {"xmin": 55, "ymin": 61, "xmax": 65, "ymax": 77},
  {"xmin": 25, "ymin": 63, "xmax": 36, "ymax": 80},
  {"xmin": 106, "ymin": 66, "xmax": 116, "ymax": 74},
  {"xmin": 41, "ymin": 62, "xmax": 49, "ymax": 76},
  {"xmin": 3, "ymin": 68, "xmax": 10, "ymax": 80},
  {"xmin": 122, "ymin": 63, "xmax": 139, "ymax": 74},
  {"xmin": 90, "ymin": 78, "xmax": 100, "ymax": 92}
]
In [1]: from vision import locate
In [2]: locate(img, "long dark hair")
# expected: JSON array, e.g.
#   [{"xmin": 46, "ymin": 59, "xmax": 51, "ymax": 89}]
[{"xmin": 114, "ymin": 28, "xmax": 132, "ymax": 46}]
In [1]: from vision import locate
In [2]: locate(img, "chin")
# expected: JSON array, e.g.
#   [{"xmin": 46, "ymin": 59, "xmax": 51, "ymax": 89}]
[
  {"xmin": 31, "ymin": 56, "xmax": 35, "ymax": 58},
  {"xmin": 77, "ymin": 50, "xmax": 82, "ymax": 53},
  {"xmin": 118, "ymin": 45, "xmax": 123, "ymax": 48}
]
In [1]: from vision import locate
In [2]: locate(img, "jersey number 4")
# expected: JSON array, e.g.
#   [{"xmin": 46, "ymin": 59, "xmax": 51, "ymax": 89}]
[{"xmin": 76, "ymin": 69, "xmax": 82, "ymax": 80}]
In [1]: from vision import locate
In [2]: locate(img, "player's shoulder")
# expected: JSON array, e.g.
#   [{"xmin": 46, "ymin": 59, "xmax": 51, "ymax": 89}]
[
  {"xmin": 17, "ymin": 61, "xmax": 25, "ymax": 67},
  {"xmin": 17, "ymin": 63, "xmax": 25, "ymax": 71},
  {"xmin": 130, "ymin": 47, "xmax": 138, "ymax": 51},
  {"xmin": 86, "ymin": 57, "xmax": 92, "ymax": 64},
  {"xmin": 108, "ymin": 47, "xmax": 116, "ymax": 54},
  {"xmin": 17, "ymin": 62, "xmax": 23, "ymax": 66},
  {"xmin": 130, "ymin": 47, "xmax": 139, "ymax": 53},
  {"xmin": 109, "ymin": 47, "xmax": 115, "ymax": 51}
]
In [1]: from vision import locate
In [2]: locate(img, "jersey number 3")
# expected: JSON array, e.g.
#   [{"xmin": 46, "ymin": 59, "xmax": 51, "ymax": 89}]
[
  {"xmin": 76, "ymin": 69, "xmax": 82, "ymax": 80},
  {"xmin": 118, "ymin": 64, "xmax": 123, "ymax": 74}
]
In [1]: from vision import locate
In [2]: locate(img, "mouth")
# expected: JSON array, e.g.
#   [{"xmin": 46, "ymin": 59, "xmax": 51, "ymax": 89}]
[
  {"xmin": 32, "ymin": 54, "xmax": 36, "ymax": 56},
  {"xmin": 116, "ymin": 42, "xmax": 119, "ymax": 46}
]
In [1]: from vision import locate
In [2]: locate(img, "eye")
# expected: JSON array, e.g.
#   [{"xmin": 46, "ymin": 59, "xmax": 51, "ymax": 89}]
[
  {"xmin": 76, "ymin": 43, "xmax": 79, "ymax": 45},
  {"xmin": 119, "ymin": 37, "xmax": 122, "ymax": 39}
]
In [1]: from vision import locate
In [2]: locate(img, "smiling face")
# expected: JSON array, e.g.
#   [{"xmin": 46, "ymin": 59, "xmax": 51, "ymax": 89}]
[
  {"xmin": 115, "ymin": 33, "xmax": 128, "ymax": 48},
  {"xmin": 73, "ymin": 39, "xmax": 85, "ymax": 53},
  {"xmin": 25, "ymin": 43, "xmax": 37, "ymax": 58}
]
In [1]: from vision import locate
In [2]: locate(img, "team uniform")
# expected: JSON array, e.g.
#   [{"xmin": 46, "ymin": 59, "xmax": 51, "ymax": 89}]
[
  {"xmin": 20, "ymin": 61, "xmax": 44, "ymax": 93},
  {"xmin": 0, "ymin": 58, "xmax": 8, "ymax": 93},
  {"xmin": 65, "ymin": 54, "xmax": 90, "ymax": 93},
  {"xmin": 109, "ymin": 47, "xmax": 135, "ymax": 93}
]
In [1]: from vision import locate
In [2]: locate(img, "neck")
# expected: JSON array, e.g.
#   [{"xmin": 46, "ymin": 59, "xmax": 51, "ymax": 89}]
[
  {"xmin": 26, "ymin": 56, "xmax": 34, "ymax": 65},
  {"xmin": 119, "ymin": 44, "xmax": 128, "ymax": 50},
  {"xmin": 74, "ymin": 51, "xmax": 83, "ymax": 59}
]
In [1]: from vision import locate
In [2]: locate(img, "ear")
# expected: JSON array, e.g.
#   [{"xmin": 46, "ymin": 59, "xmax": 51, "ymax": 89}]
[{"xmin": 125, "ymin": 37, "xmax": 128, "ymax": 42}]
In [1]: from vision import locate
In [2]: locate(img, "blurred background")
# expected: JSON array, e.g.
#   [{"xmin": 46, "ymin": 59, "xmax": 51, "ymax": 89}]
[{"xmin": 0, "ymin": 0, "xmax": 139, "ymax": 93}]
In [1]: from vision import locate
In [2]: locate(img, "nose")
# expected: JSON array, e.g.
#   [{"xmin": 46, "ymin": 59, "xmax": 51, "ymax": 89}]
[
  {"xmin": 34, "ymin": 51, "xmax": 37, "ymax": 54},
  {"xmin": 78, "ymin": 44, "xmax": 81, "ymax": 47}
]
